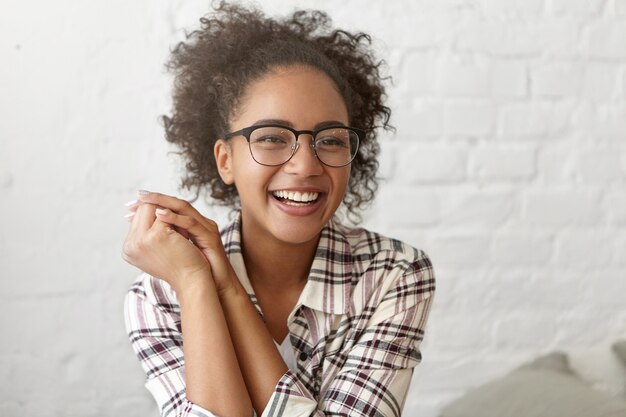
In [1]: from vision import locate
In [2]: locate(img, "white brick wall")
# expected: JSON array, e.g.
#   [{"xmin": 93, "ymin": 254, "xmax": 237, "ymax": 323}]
[{"xmin": 1, "ymin": 0, "xmax": 624, "ymax": 416}]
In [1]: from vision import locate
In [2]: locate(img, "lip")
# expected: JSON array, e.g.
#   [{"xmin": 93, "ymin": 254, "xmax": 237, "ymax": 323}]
[
  {"xmin": 268, "ymin": 186, "xmax": 325, "ymax": 193},
  {"xmin": 269, "ymin": 190, "xmax": 326, "ymax": 216}
]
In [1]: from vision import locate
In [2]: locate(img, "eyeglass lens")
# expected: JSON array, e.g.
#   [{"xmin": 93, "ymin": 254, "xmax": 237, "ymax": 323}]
[{"xmin": 248, "ymin": 126, "xmax": 359, "ymax": 167}]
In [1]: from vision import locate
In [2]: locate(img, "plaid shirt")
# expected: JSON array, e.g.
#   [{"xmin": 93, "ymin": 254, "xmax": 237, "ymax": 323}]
[{"xmin": 124, "ymin": 212, "xmax": 435, "ymax": 417}]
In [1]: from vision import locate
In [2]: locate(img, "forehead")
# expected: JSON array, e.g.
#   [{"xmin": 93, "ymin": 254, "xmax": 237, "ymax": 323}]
[{"xmin": 231, "ymin": 65, "xmax": 350, "ymax": 129}]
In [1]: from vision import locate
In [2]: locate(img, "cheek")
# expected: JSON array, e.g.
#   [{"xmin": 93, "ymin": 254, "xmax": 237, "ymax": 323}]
[
  {"xmin": 231, "ymin": 159, "xmax": 277, "ymax": 195},
  {"xmin": 333, "ymin": 168, "xmax": 351, "ymax": 200}
]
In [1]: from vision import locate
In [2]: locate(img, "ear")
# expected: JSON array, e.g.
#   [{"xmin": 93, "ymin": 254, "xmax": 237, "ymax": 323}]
[{"xmin": 214, "ymin": 139, "xmax": 234, "ymax": 185}]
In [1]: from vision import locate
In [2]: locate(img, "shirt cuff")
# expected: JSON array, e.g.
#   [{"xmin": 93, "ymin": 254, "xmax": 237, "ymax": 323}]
[
  {"xmin": 145, "ymin": 368, "xmax": 221, "ymax": 417},
  {"xmin": 261, "ymin": 370, "xmax": 319, "ymax": 417},
  {"xmin": 180, "ymin": 400, "xmax": 221, "ymax": 417}
]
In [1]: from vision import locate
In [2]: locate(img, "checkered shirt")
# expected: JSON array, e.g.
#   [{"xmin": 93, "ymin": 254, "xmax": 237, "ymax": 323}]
[{"xmin": 124, "ymin": 211, "xmax": 435, "ymax": 416}]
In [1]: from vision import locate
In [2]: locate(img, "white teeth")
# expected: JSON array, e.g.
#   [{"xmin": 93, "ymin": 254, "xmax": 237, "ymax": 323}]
[{"xmin": 272, "ymin": 190, "xmax": 319, "ymax": 203}]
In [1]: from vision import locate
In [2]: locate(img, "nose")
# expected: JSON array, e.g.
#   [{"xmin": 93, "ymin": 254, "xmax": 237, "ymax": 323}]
[{"xmin": 284, "ymin": 134, "xmax": 324, "ymax": 176}]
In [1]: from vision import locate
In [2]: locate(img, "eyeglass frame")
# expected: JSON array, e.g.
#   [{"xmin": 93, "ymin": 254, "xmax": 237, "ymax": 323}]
[{"xmin": 224, "ymin": 123, "xmax": 365, "ymax": 167}]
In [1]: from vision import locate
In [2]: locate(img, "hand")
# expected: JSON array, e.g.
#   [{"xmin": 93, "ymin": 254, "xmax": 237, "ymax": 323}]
[
  {"xmin": 122, "ymin": 199, "xmax": 213, "ymax": 295},
  {"xmin": 127, "ymin": 191, "xmax": 240, "ymax": 297}
]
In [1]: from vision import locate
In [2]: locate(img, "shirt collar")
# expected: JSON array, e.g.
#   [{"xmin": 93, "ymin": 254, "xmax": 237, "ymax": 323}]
[{"xmin": 221, "ymin": 211, "xmax": 352, "ymax": 316}]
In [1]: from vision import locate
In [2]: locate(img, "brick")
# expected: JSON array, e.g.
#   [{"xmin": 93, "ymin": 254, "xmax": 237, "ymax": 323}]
[
  {"xmin": 530, "ymin": 61, "xmax": 583, "ymax": 97},
  {"xmin": 493, "ymin": 314, "xmax": 559, "ymax": 349},
  {"xmin": 412, "ymin": 353, "xmax": 514, "ymax": 390},
  {"xmin": 375, "ymin": 140, "xmax": 398, "ymax": 181},
  {"xmin": 491, "ymin": 233, "xmax": 554, "ymax": 266},
  {"xmin": 554, "ymin": 231, "xmax": 613, "ymax": 268},
  {"xmin": 457, "ymin": 22, "xmax": 541, "ymax": 56},
  {"xmin": 535, "ymin": 19, "xmax": 582, "ymax": 57},
  {"xmin": 536, "ymin": 140, "xmax": 580, "ymax": 183},
  {"xmin": 605, "ymin": 191, "xmax": 626, "ymax": 226},
  {"xmin": 491, "ymin": 60, "xmax": 528, "ymax": 98},
  {"xmin": 428, "ymin": 313, "xmax": 495, "ymax": 351},
  {"xmin": 553, "ymin": 314, "xmax": 613, "ymax": 345},
  {"xmin": 584, "ymin": 20, "xmax": 626, "ymax": 59},
  {"xmin": 436, "ymin": 56, "xmax": 491, "ymax": 97},
  {"xmin": 398, "ymin": 145, "xmax": 467, "ymax": 183},
  {"xmin": 5, "ymin": 3, "xmax": 626, "ymax": 417},
  {"xmin": 615, "ymin": 237, "xmax": 626, "ymax": 266},
  {"xmin": 571, "ymin": 102, "xmax": 626, "ymax": 138},
  {"xmin": 444, "ymin": 101, "xmax": 496, "ymax": 136},
  {"xmin": 376, "ymin": 187, "xmax": 441, "ymax": 227},
  {"xmin": 439, "ymin": 190, "xmax": 518, "ymax": 229},
  {"xmin": 550, "ymin": 0, "xmax": 606, "ymax": 15},
  {"xmin": 429, "ymin": 234, "xmax": 492, "ymax": 267},
  {"xmin": 524, "ymin": 190, "xmax": 605, "ymax": 227},
  {"xmin": 498, "ymin": 101, "xmax": 572, "ymax": 139},
  {"xmin": 398, "ymin": 51, "xmax": 440, "ymax": 95},
  {"xmin": 432, "ymin": 268, "xmax": 505, "ymax": 314},
  {"xmin": 458, "ymin": 19, "xmax": 580, "ymax": 57},
  {"xmin": 337, "ymin": 2, "xmax": 455, "ymax": 49},
  {"xmin": 109, "ymin": 397, "xmax": 158, "ymax": 416},
  {"xmin": 481, "ymin": 0, "xmax": 545, "ymax": 17},
  {"xmin": 392, "ymin": 99, "xmax": 444, "ymax": 138},
  {"xmin": 0, "ymin": 170, "xmax": 12, "ymax": 189},
  {"xmin": 490, "ymin": 270, "xmax": 587, "ymax": 312},
  {"xmin": 471, "ymin": 145, "xmax": 536, "ymax": 181},
  {"xmin": 576, "ymin": 148, "xmax": 625, "ymax": 182},
  {"xmin": 582, "ymin": 62, "xmax": 621, "ymax": 102}
]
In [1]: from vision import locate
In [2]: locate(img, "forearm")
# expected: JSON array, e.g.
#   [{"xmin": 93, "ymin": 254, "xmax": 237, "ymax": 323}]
[
  {"xmin": 178, "ymin": 276, "xmax": 253, "ymax": 417},
  {"xmin": 219, "ymin": 283, "xmax": 289, "ymax": 415}
]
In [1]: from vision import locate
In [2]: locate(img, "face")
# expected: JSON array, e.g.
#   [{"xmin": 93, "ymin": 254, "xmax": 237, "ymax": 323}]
[{"xmin": 214, "ymin": 65, "xmax": 351, "ymax": 247}]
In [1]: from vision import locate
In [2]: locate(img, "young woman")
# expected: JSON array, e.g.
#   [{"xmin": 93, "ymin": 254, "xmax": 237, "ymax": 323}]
[{"xmin": 122, "ymin": 3, "xmax": 435, "ymax": 417}]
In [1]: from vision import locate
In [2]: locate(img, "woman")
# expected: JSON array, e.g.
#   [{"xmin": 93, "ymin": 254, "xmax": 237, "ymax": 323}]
[{"xmin": 122, "ymin": 3, "xmax": 435, "ymax": 416}]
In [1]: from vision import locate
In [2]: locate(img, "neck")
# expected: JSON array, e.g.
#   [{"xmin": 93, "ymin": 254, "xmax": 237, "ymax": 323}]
[{"xmin": 240, "ymin": 222, "xmax": 320, "ymax": 291}]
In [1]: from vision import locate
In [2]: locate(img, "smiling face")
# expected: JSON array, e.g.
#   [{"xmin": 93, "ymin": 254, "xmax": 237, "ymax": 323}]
[{"xmin": 214, "ymin": 65, "xmax": 351, "ymax": 248}]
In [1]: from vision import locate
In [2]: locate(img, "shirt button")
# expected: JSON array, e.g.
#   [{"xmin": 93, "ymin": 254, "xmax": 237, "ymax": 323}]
[{"xmin": 299, "ymin": 351, "xmax": 309, "ymax": 361}]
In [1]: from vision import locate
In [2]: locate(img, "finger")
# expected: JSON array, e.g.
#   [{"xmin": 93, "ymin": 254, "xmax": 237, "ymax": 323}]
[
  {"xmin": 137, "ymin": 190, "xmax": 191, "ymax": 214},
  {"xmin": 130, "ymin": 203, "xmax": 158, "ymax": 233},
  {"xmin": 138, "ymin": 190, "xmax": 216, "ymax": 231},
  {"xmin": 147, "ymin": 208, "xmax": 190, "ymax": 239},
  {"xmin": 175, "ymin": 226, "xmax": 190, "ymax": 240},
  {"xmin": 154, "ymin": 208, "xmax": 230, "ymax": 282},
  {"xmin": 125, "ymin": 199, "xmax": 143, "ymax": 213},
  {"xmin": 154, "ymin": 208, "xmax": 219, "ymax": 247}
]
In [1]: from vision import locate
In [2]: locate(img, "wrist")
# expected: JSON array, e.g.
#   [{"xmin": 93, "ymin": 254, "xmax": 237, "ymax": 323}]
[
  {"xmin": 217, "ymin": 272, "xmax": 247, "ymax": 304},
  {"xmin": 173, "ymin": 269, "xmax": 217, "ymax": 304}
]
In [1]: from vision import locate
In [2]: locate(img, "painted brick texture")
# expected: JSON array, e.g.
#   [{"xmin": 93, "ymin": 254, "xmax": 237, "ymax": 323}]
[{"xmin": 1, "ymin": 1, "xmax": 624, "ymax": 416}]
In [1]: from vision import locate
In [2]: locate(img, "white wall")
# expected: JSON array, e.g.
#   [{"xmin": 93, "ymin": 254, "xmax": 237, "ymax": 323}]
[{"xmin": 1, "ymin": 0, "xmax": 624, "ymax": 416}]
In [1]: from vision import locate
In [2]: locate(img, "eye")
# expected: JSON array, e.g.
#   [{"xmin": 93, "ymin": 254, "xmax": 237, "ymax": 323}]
[
  {"xmin": 252, "ymin": 135, "xmax": 288, "ymax": 144},
  {"xmin": 315, "ymin": 129, "xmax": 350, "ymax": 150},
  {"xmin": 249, "ymin": 127, "xmax": 293, "ymax": 149},
  {"xmin": 317, "ymin": 137, "xmax": 348, "ymax": 148}
]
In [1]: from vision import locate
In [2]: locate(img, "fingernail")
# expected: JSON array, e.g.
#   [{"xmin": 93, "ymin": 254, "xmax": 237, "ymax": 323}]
[
  {"xmin": 155, "ymin": 208, "xmax": 167, "ymax": 216},
  {"xmin": 138, "ymin": 189, "xmax": 150, "ymax": 195},
  {"xmin": 124, "ymin": 199, "xmax": 138, "ymax": 207},
  {"xmin": 124, "ymin": 212, "xmax": 135, "ymax": 219}
]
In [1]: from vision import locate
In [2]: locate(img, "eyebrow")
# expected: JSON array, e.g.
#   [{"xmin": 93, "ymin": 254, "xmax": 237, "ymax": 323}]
[{"xmin": 252, "ymin": 119, "xmax": 347, "ymax": 129}]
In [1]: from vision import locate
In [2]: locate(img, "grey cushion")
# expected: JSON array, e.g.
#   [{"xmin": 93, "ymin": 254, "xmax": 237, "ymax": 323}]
[
  {"xmin": 613, "ymin": 340, "xmax": 626, "ymax": 365},
  {"xmin": 440, "ymin": 352, "xmax": 626, "ymax": 417}
]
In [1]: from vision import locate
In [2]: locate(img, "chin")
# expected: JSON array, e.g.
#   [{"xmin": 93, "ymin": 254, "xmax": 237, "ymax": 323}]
[{"xmin": 270, "ymin": 220, "xmax": 325, "ymax": 246}]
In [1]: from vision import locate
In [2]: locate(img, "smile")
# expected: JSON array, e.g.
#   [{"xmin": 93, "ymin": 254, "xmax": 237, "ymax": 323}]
[{"xmin": 271, "ymin": 190, "xmax": 320, "ymax": 206}]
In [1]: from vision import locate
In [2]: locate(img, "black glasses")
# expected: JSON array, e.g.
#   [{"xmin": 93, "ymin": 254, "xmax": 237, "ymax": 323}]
[{"xmin": 225, "ymin": 124, "xmax": 364, "ymax": 167}]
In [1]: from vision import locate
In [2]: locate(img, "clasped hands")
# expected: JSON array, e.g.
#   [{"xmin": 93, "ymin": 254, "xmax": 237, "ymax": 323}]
[{"xmin": 122, "ymin": 190, "xmax": 237, "ymax": 298}]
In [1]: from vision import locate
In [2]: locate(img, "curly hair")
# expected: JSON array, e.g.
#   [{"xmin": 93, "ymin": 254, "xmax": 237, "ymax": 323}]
[{"xmin": 162, "ymin": 1, "xmax": 392, "ymax": 222}]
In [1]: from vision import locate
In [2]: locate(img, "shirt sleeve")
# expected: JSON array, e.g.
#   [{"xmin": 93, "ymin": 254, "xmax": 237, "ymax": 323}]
[
  {"xmin": 261, "ymin": 254, "xmax": 436, "ymax": 417},
  {"xmin": 124, "ymin": 273, "xmax": 221, "ymax": 417}
]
